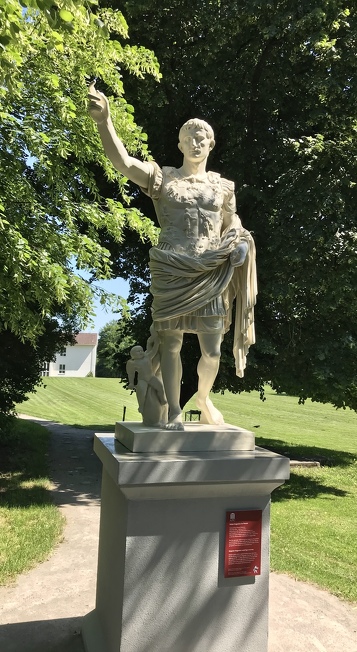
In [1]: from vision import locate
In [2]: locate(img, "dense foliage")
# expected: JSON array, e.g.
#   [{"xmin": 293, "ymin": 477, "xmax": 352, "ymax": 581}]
[
  {"xmin": 0, "ymin": 317, "xmax": 76, "ymax": 441},
  {"xmin": 0, "ymin": 0, "xmax": 160, "ymax": 426},
  {"xmin": 105, "ymin": 0, "xmax": 357, "ymax": 411},
  {"xmin": 96, "ymin": 317, "xmax": 135, "ymax": 377},
  {"xmin": 0, "ymin": 0, "xmax": 160, "ymax": 340}
]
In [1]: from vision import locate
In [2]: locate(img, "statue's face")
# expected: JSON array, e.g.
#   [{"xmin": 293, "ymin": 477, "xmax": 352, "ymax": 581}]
[
  {"xmin": 179, "ymin": 127, "xmax": 212, "ymax": 163},
  {"xmin": 131, "ymin": 346, "xmax": 144, "ymax": 360}
]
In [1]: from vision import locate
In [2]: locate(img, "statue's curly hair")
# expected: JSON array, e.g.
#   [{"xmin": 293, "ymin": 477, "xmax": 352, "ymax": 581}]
[{"xmin": 179, "ymin": 119, "xmax": 214, "ymax": 144}]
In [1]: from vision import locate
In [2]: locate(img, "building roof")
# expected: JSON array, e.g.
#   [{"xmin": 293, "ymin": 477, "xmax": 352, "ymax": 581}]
[{"xmin": 75, "ymin": 333, "xmax": 98, "ymax": 346}]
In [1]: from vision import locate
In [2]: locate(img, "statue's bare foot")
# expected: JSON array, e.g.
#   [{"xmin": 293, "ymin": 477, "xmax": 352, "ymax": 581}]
[
  {"xmin": 196, "ymin": 397, "xmax": 224, "ymax": 425},
  {"xmin": 165, "ymin": 412, "xmax": 184, "ymax": 431}
]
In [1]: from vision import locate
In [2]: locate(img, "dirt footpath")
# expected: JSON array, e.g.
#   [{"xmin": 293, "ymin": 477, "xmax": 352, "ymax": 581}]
[{"xmin": 0, "ymin": 417, "xmax": 355, "ymax": 652}]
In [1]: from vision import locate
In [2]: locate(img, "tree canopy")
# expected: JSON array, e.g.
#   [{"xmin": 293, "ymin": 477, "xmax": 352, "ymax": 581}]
[
  {"xmin": 96, "ymin": 317, "xmax": 135, "ymax": 377},
  {"xmin": 106, "ymin": 0, "xmax": 357, "ymax": 411},
  {"xmin": 0, "ymin": 0, "xmax": 160, "ymax": 342},
  {"xmin": 0, "ymin": 0, "xmax": 160, "ymax": 427}
]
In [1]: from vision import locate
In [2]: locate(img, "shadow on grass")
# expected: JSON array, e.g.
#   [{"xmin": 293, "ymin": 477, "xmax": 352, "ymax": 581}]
[
  {"xmin": 71, "ymin": 423, "xmax": 115, "ymax": 433},
  {"xmin": 0, "ymin": 418, "xmax": 101, "ymax": 509},
  {"xmin": 0, "ymin": 485, "xmax": 52, "ymax": 509},
  {"xmin": 0, "ymin": 420, "xmax": 55, "ymax": 509},
  {"xmin": 273, "ymin": 471, "xmax": 348, "ymax": 502},
  {"xmin": 256, "ymin": 437, "xmax": 357, "ymax": 468},
  {"xmin": 256, "ymin": 437, "xmax": 354, "ymax": 502}
]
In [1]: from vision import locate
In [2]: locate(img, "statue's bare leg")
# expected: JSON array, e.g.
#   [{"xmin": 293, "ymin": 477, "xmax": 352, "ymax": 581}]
[
  {"xmin": 135, "ymin": 380, "xmax": 148, "ymax": 415},
  {"xmin": 196, "ymin": 332, "xmax": 224, "ymax": 425},
  {"xmin": 149, "ymin": 377, "xmax": 167, "ymax": 406},
  {"xmin": 158, "ymin": 329, "xmax": 184, "ymax": 430}
]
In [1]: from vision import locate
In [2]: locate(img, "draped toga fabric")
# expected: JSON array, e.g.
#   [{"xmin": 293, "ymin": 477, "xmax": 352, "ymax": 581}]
[{"xmin": 142, "ymin": 163, "xmax": 258, "ymax": 378}]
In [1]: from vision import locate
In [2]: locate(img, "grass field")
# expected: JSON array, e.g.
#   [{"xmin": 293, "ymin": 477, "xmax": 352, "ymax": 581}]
[
  {"xmin": 0, "ymin": 419, "xmax": 64, "ymax": 585},
  {"xmin": 18, "ymin": 377, "xmax": 357, "ymax": 602}
]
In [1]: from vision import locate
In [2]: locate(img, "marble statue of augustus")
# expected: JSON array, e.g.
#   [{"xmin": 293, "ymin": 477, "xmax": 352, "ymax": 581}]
[{"xmin": 88, "ymin": 83, "xmax": 257, "ymax": 430}]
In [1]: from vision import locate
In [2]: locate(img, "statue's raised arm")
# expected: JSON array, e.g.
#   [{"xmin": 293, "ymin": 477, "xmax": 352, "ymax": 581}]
[{"xmin": 87, "ymin": 82, "xmax": 151, "ymax": 190}]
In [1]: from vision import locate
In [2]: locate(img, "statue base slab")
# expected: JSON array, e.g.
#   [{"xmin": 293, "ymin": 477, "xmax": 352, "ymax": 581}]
[{"xmin": 115, "ymin": 420, "xmax": 255, "ymax": 452}]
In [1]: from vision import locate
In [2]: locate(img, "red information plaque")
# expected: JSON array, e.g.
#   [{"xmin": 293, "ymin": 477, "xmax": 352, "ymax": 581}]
[{"xmin": 224, "ymin": 510, "xmax": 262, "ymax": 578}]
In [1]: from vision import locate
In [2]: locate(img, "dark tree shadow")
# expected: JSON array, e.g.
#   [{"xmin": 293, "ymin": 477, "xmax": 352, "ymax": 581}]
[
  {"xmin": 0, "ymin": 418, "xmax": 101, "ymax": 509},
  {"xmin": 255, "ymin": 437, "xmax": 356, "ymax": 468},
  {"xmin": 0, "ymin": 486, "xmax": 53, "ymax": 508},
  {"xmin": 273, "ymin": 471, "xmax": 348, "ymax": 502},
  {"xmin": 71, "ymin": 423, "xmax": 115, "ymax": 432},
  {"xmin": 255, "ymin": 437, "xmax": 354, "ymax": 502},
  {"xmin": 0, "ymin": 421, "xmax": 55, "ymax": 509}
]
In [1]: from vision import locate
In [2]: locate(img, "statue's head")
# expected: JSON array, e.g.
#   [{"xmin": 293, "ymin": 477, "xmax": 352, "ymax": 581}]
[
  {"xmin": 178, "ymin": 119, "xmax": 215, "ymax": 156},
  {"xmin": 130, "ymin": 345, "xmax": 145, "ymax": 360}
]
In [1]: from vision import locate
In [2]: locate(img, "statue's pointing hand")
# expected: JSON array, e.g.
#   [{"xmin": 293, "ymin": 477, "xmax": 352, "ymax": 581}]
[{"xmin": 88, "ymin": 81, "xmax": 110, "ymax": 124}]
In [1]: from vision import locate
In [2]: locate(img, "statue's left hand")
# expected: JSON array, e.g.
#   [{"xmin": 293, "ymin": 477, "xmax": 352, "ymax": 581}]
[{"xmin": 230, "ymin": 241, "xmax": 248, "ymax": 267}]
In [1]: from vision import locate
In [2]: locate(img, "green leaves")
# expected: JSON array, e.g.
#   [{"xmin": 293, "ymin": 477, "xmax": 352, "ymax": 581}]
[
  {"xmin": 59, "ymin": 8, "xmax": 74, "ymax": 22},
  {"xmin": 0, "ymin": 0, "xmax": 161, "ymax": 344}
]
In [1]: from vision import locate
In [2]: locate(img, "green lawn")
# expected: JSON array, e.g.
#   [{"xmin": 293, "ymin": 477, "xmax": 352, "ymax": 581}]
[
  {"xmin": 19, "ymin": 377, "xmax": 139, "ymax": 429},
  {"xmin": 0, "ymin": 419, "xmax": 64, "ymax": 585},
  {"xmin": 19, "ymin": 377, "xmax": 357, "ymax": 602}
]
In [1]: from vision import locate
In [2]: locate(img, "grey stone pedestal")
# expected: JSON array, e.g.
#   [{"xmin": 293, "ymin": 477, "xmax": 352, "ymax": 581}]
[{"xmin": 82, "ymin": 427, "xmax": 289, "ymax": 652}]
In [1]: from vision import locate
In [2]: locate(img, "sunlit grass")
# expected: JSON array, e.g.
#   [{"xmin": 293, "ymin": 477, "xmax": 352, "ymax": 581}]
[
  {"xmin": 270, "ymin": 462, "xmax": 357, "ymax": 602},
  {"xmin": 18, "ymin": 377, "xmax": 139, "ymax": 429}
]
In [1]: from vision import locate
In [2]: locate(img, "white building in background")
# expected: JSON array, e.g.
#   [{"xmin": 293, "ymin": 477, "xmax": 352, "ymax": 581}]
[{"xmin": 42, "ymin": 333, "xmax": 98, "ymax": 377}]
